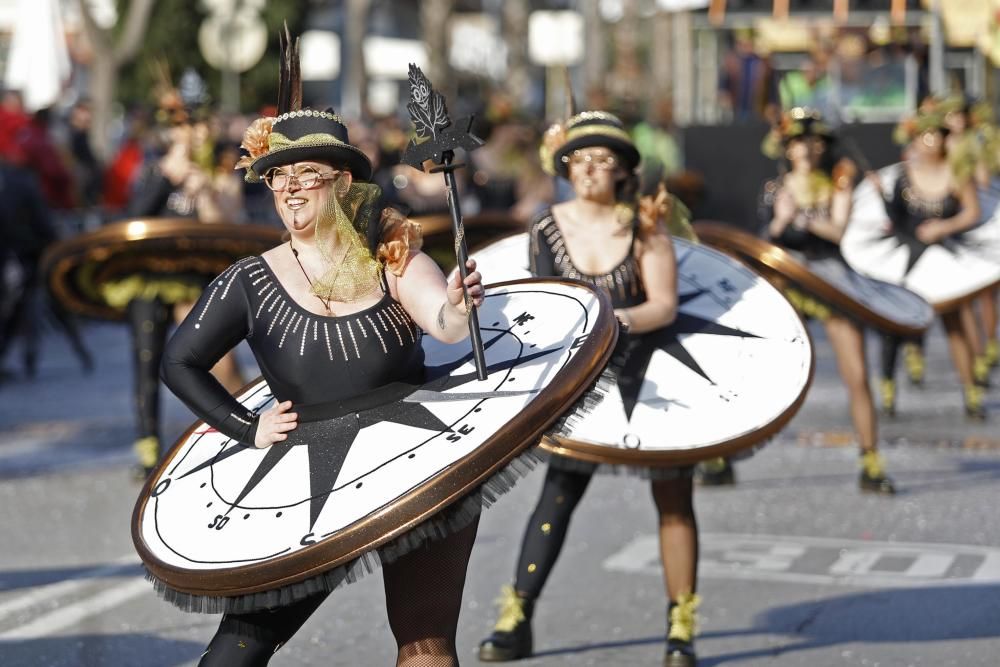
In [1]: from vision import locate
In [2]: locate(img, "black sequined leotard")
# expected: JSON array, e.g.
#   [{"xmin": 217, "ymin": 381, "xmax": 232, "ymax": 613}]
[
  {"xmin": 887, "ymin": 169, "xmax": 962, "ymax": 238},
  {"xmin": 528, "ymin": 208, "xmax": 652, "ymax": 436},
  {"xmin": 758, "ymin": 178, "xmax": 842, "ymax": 261},
  {"xmin": 161, "ymin": 255, "xmax": 424, "ymax": 446},
  {"xmin": 528, "ymin": 208, "xmax": 646, "ymax": 309}
]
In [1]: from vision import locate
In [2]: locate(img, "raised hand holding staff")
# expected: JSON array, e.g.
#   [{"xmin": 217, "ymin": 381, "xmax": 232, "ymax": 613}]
[{"xmin": 400, "ymin": 64, "xmax": 489, "ymax": 380}]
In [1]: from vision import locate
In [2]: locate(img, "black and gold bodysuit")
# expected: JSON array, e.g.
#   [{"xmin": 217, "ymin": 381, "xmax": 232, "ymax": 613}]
[
  {"xmin": 759, "ymin": 176, "xmax": 850, "ymax": 321},
  {"xmin": 878, "ymin": 169, "xmax": 964, "ymax": 382},
  {"xmin": 511, "ymin": 209, "xmax": 661, "ymax": 600},
  {"xmin": 162, "ymin": 254, "xmax": 435, "ymax": 665},
  {"xmin": 886, "ymin": 169, "xmax": 963, "ymax": 239},
  {"xmin": 161, "ymin": 254, "xmax": 424, "ymax": 446},
  {"xmin": 529, "ymin": 209, "xmax": 647, "ymax": 309}
]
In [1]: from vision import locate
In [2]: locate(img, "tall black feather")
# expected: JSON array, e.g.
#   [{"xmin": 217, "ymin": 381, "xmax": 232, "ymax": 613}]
[
  {"xmin": 276, "ymin": 25, "xmax": 305, "ymax": 115},
  {"xmin": 289, "ymin": 32, "xmax": 302, "ymax": 112},
  {"xmin": 278, "ymin": 25, "xmax": 291, "ymax": 115}
]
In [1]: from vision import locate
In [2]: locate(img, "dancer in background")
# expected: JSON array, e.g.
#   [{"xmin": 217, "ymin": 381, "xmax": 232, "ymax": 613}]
[
  {"xmin": 477, "ymin": 111, "xmax": 700, "ymax": 666},
  {"xmin": 758, "ymin": 108, "xmax": 895, "ymax": 493},
  {"xmin": 878, "ymin": 100, "xmax": 984, "ymax": 418}
]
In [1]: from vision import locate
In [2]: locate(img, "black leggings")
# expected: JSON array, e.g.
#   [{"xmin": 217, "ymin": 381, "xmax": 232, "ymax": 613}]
[
  {"xmin": 513, "ymin": 465, "xmax": 593, "ymax": 599},
  {"xmin": 880, "ymin": 333, "xmax": 924, "ymax": 380},
  {"xmin": 198, "ymin": 518, "xmax": 479, "ymax": 667},
  {"xmin": 127, "ymin": 297, "xmax": 170, "ymax": 460}
]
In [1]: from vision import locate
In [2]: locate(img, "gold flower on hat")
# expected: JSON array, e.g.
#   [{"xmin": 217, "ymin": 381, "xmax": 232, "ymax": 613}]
[
  {"xmin": 539, "ymin": 122, "xmax": 568, "ymax": 176},
  {"xmin": 235, "ymin": 117, "xmax": 276, "ymax": 170}
]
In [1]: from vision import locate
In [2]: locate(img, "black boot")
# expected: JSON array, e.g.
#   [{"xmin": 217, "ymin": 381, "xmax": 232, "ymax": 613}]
[
  {"xmin": 664, "ymin": 638, "xmax": 697, "ymax": 667},
  {"xmin": 478, "ymin": 586, "xmax": 534, "ymax": 662},
  {"xmin": 858, "ymin": 451, "xmax": 895, "ymax": 495}
]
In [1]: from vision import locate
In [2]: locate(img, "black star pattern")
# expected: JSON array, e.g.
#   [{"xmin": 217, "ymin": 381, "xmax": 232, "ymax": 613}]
[
  {"xmin": 617, "ymin": 290, "xmax": 760, "ymax": 419},
  {"xmin": 179, "ymin": 330, "xmax": 562, "ymax": 532},
  {"xmin": 880, "ymin": 229, "xmax": 931, "ymax": 277}
]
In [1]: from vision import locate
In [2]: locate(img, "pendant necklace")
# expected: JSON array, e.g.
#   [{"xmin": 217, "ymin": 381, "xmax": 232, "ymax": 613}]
[{"xmin": 289, "ymin": 241, "xmax": 334, "ymax": 315}]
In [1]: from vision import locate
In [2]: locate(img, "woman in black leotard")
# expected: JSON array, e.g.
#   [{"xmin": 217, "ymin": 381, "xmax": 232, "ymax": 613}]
[
  {"xmin": 159, "ymin": 65, "xmax": 486, "ymax": 667},
  {"xmin": 880, "ymin": 100, "xmax": 984, "ymax": 419},
  {"xmin": 477, "ymin": 111, "xmax": 699, "ymax": 667},
  {"xmin": 758, "ymin": 108, "xmax": 894, "ymax": 494}
]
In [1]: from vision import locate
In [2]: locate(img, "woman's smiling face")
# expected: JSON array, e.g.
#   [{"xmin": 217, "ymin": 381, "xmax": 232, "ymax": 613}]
[
  {"xmin": 268, "ymin": 161, "xmax": 350, "ymax": 236},
  {"xmin": 566, "ymin": 147, "xmax": 623, "ymax": 203}
]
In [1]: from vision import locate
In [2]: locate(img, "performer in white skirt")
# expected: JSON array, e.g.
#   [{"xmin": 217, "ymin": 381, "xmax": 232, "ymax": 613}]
[
  {"xmin": 756, "ymin": 108, "xmax": 895, "ymax": 493},
  {"xmin": 477, "ymin": 111, "xmax": 700, "ymax": 666},
  {"xmin": 942, "ymin": 96, "xmax": 999, "ymax": 384},
  {"xmin": 873, "ymin": 101, "xmax": 986, "ymax": 419}
]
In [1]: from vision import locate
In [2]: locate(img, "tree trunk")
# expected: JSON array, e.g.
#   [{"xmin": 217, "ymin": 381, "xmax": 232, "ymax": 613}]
[
  {"xmin": 87, "ymin": 53, "xmax": 116, "ymax": 162},
  {"xmin": 581, "ymin": 0, "xmax": 605, "ymax": 106},
  {"xmin": 502, "ymin": 0, "xmax": 529, "ymax": 104},
  {"xmin": 342, "ymin": 0, "xmax": 372, "ymax": 119},
  {"xmin": 420, "ymin": 0, "xmax": 453, "ymax": 94},
  {"xmin": 77, "ymin": 0, "xmax": 157, "ymax": 161}
]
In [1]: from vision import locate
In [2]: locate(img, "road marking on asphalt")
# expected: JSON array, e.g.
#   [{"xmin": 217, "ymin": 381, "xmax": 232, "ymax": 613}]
[
  {"xmin": 0, "ymin": 579, "xmax": 150, "ymax": 640},
  {"xmin": 604, "ymin": 533, "xmax": 1000, "ymax": 588},
  {"xmin": 0, "ymin": 556, "xmax": 139, "ymax": 625}
]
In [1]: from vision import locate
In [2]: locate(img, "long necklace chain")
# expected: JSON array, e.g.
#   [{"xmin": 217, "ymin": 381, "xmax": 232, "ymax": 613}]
[{"xmin": 289, "ymin": 241, "xmax": 335, "ymax": 315}]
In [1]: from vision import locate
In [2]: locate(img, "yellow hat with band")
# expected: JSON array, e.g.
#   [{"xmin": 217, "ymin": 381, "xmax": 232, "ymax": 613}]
[
  {"xmin": 238, "ymin": 109, "xmax": 374, "ymax": 183},
  {"xmin": 540, "ymin": 110, "xmax": 641, "ymax": 178}
]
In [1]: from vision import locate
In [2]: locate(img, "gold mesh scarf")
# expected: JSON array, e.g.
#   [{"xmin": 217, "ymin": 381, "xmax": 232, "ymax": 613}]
[
  {"xmin": 305, "ymin": 176, "xmax": 424, "ymax": 303},
  {"xmin": 311, "ymin": 178, "xmax": 384, "ymax": 303}
]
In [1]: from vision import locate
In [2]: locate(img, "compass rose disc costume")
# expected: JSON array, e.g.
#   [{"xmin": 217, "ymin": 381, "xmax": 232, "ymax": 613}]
[
  {"xmin": 696, "ymin": 108, "xmax": 907, "ymax": 493},
  {"xmin": 842, "ymin": 100, "xmax": 999, "ymax": 418},
  {"xmin": 476, "ymin": 110, "xmax": 810, "ymax": 667},
  {"xmin": 468, "ymin": 233, "xmax": 811, "ymax": 465},
  {"xmin": 131, "ymin": 31, "xmax": 617, "ymax": 667}
]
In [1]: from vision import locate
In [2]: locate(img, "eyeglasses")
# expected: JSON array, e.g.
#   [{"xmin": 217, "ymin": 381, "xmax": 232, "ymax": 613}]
[
  {"xmin": 562, "ymin": 150, "xmax": 618, "ymax": 170},
  {"xmin": 263, "ymin": 166, "xmax": 342, "ymax": 191}
]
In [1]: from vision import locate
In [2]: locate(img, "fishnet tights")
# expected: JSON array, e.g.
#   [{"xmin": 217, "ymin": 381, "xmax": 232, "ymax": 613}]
[
  {"xmin": 384, "ymin": 517, "xmax": 479, "ymax": 667},
  {"xmin": 197, "ymin": 518, "xmax": 479, "ymax": 666}
]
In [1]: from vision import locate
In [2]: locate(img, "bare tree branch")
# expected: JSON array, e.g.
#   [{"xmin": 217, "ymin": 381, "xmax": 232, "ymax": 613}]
[
  {"xmin": 76, "ymin": 0, "xmax": 111, "ymax": 55},
  {"xmin": 113, "ymin": 0, "xmax": 157, "ymax": 66}
]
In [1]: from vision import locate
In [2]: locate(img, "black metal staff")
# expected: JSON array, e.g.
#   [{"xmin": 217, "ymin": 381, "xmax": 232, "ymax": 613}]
[
  {"xmin": 840, "ymin": 133, "xmax": 888, "ymax": 203},
  {"xmin": 400, "ymin": 64, "xmax": 488, "ymax": 380}
]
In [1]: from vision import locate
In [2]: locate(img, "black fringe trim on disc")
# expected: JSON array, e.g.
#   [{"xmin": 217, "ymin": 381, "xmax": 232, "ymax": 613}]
[
  {"xmin": 146, "ymin": 448, "xmax": 540, "ymax": 615},
  {"xmin": 544, "ymin": 321, "xmax": 628, "ymax": 441},
  {"xmin": 541, "ymin": 450, "xmax": 694, "ymax": 480}
]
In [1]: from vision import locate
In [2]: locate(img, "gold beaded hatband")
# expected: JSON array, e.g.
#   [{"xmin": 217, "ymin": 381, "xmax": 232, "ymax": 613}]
[
  {"xmin": 541, "ymin": 110, "xmax": 641, "ymax": 178},
  {"xmin": 761, "ymin": 107, "xmax": 835, "ymax": 160},
  {"xmin": 240, "ymin": 112, "xmax": 374, "ymax": 183}
]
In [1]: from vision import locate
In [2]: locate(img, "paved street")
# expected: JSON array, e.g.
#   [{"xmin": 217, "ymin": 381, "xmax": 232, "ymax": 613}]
[{"xmin": 1, "ymin": 316, "xmax": 999, "ymax": 666}]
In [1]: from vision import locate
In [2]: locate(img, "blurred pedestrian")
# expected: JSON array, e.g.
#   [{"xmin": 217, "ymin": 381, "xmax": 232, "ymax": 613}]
[{"xmin": 0, "ymin": 152, "xmax": 92, "ymax": 380}]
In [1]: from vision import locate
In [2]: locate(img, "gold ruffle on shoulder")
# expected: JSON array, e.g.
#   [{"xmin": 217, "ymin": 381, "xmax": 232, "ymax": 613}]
[
  {"xmin": 377, "ymin": 208, "xmax": 424, "ymax": 276},
  {"xmin": 636, "ymin": 186, "xmax": 698, "ymax": 243}
]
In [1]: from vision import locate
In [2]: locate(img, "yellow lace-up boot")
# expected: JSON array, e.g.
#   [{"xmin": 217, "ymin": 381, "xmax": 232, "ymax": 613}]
[
  {"xmin": 694, "ymin": 457, "xmax": 735, "ymax": 486},
  {"xmin": 859, "ymin": 450, "xmax": 895, "ymax": 495},
  {"xmin": 903, "ymin": 343, "xmax": 924, "ymax": 386},
  {"xmin": 133, "ymin": 436, "xmax": 160, "ymax": 480},
  {"xmin": 986, "ymin": 339, "xmax": 999, "ymax": 368},
  {"xmin": 478, "ymin": 585, "xmax": 534, "ymax": 662},
  {"xmin": 965, "ymin": 384, "xmax": 986, "ymax": 420},
  {"xmin": 974, "ymin": 355, "xmax": 991, "ymax": 387},
  {"xmin": 665, "ymin": 593, "xmax": 700, "ymax": 667},
  {"xmin": 878, "ymin": 378, "xmax": 896, "ymax": 417}
]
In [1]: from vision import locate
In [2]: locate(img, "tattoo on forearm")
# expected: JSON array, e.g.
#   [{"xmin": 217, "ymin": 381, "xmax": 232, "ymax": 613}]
[{"xmin": 437, "ymin": 302, "xmax": 447, "ymax": 330}]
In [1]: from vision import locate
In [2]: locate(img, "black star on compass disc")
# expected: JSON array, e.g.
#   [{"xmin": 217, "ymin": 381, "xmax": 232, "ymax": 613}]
[
  {"xmin": 179, "ymin": 331, "xmax": 561, "ymax": 532},
  {"xmin": 880, "ymin": 229, "xmax": 931, "ymax": 277},
  {"xmin": 617, "ymin": 290, "xmax": 760, "ymax": 419}
]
